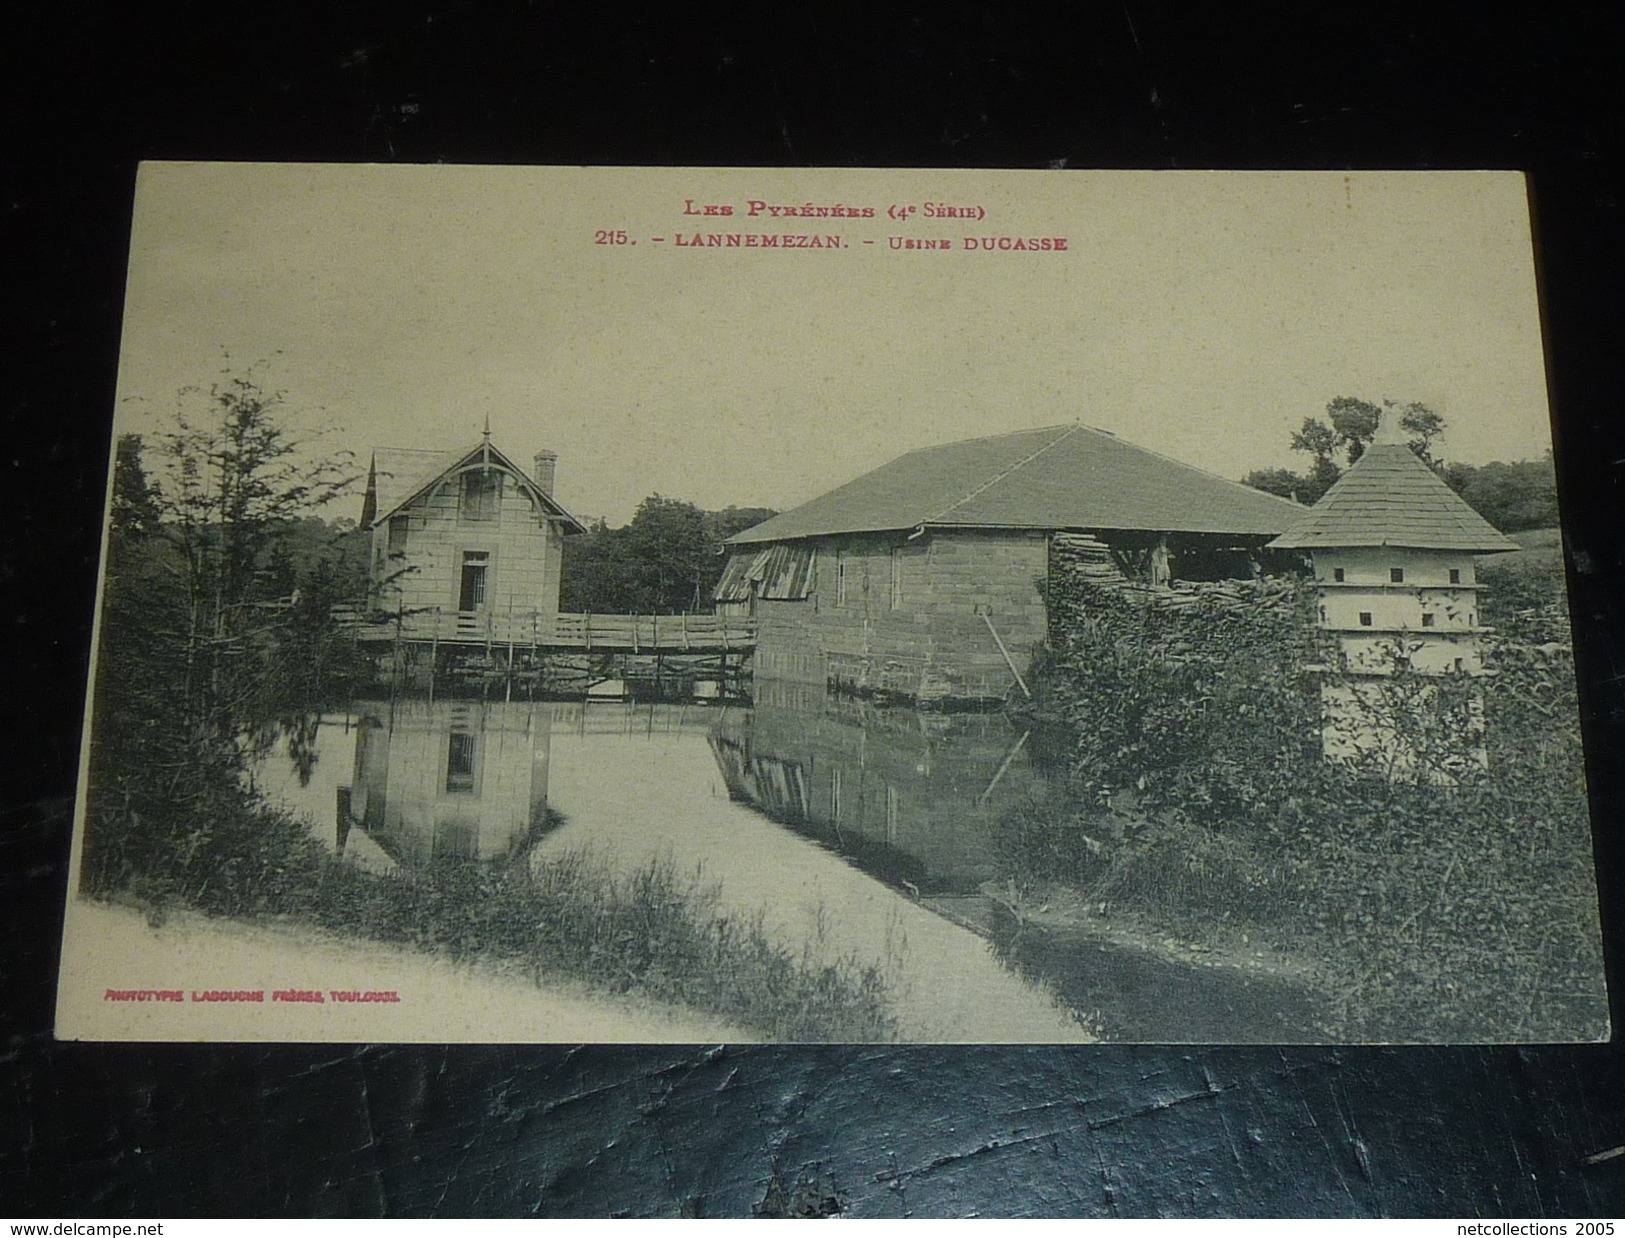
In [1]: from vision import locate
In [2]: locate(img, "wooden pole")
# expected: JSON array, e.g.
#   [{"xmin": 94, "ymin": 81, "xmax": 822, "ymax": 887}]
[
  {"xmin": 429, "ymin": 607, "xmax": 439, "ymax": 704},
  {"xmin": 980, "ymin": 611, "xmax": 1032, "ymax": 699}
]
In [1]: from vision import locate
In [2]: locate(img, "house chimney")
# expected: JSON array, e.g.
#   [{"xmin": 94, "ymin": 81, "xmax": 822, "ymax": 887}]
[{"xmin": 532, "ymin": 450, "xmax": 558, "ymax": 497}]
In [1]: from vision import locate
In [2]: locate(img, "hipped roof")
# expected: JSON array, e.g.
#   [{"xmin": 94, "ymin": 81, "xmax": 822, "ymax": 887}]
[
  {"xmin": 1267, "ymin": 442, "xmax": 1519, "ymax": 553},
  {"xmin": 727, "ymin": 422, "xmax": 1303, "ymax": 545},
  {"xmin": 363, "ymin": 441, "xmax": 586, "ymax": 533}
]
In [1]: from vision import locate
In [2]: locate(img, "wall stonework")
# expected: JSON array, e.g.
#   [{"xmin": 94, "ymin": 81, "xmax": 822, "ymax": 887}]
[{"xmin": 751, "ymin": 530, "xmax": 1049, "ymax": 701}]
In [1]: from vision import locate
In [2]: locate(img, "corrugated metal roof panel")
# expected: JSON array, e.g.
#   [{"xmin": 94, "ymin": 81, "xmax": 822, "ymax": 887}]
[
  {"xmin": 756, "ymin": 543, "xmax": 816, "ymax": 599},
  {"xmin": 713, "ymin": 544, "xmax": 817, "ymax": 601},
  {"xmin": 713, "ymin": 551, "xmax": 758, "ymax": 602}
]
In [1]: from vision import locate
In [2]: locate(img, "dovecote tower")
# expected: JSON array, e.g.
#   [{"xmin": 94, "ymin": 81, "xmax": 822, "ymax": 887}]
[{"xmin": 1268, "ymin": 412, "xmax": 1519, "ymax": 774}]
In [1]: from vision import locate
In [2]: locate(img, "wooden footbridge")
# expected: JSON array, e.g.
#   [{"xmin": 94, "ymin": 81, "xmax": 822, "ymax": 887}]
[
  {"xmin": 346, "ymin": 607, "xmax": 755, "ymax": 651},
  {"xmin": 339, "ymin": 607, "xmax": 757, "ymax": 697}
]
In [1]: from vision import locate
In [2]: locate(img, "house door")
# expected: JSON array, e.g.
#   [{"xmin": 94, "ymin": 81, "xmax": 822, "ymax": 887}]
[{"xmin": 459, "ymin": 551, "xmax": 490, "ymax": 612}]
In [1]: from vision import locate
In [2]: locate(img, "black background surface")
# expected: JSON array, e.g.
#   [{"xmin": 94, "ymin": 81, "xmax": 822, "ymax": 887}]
[{"xmin": 4, "ymin": 4, "xmax": 1625, "ymax": 1218}]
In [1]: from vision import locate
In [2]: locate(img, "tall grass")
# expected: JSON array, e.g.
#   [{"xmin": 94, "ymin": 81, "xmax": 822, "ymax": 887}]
[
  {"xmin": 303, "ymin": 851, "xmax": 896, "ymax": 1041},
  {"xmin": 84, "ymin": 773, "xmax": 897, "ymax": 1041}
]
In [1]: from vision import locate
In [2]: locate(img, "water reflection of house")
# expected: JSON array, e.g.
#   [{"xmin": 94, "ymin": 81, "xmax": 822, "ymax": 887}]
[
  {"xmin": 709, "ymin": 680, "xmax": 1037, "ymax": 893},
  {"xmin": 715, "ymin": 423, "xmax": 1301, "ymax": 702},
  {"xmin": 339, "ymin": 699, "xmax": 553, "ymax": 866}
]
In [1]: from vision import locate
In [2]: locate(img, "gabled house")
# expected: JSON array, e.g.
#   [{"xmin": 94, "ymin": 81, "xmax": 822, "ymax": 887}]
[
  {"xmin": 716, "ymin": 422, "xmax": 1304, "ymax": 702},
  {"xmin": 360, "ymin": 433, "xmax": 586, "ymax": 635}
]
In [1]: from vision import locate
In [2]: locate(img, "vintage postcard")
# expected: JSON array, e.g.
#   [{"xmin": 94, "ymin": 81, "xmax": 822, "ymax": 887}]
[{"xmin": 56, "ymin": 164, "xmax": 1607, "ymax": 1043}]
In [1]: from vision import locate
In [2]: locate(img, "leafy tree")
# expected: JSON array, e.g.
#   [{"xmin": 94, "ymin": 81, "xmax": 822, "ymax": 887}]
[
  {"xmin": 1319, "ymin": 396, "xmax": 1446, "ymax": 466},
  {"xmin": 1239, "ymin": 466, "xmax": 1315, "ymax": 505},
  {"xmin": 110, "ymin": 433, "xmax": 162, "ymax": 538},
  {"xmin": 1250, "ymin": 396, "xmax": 1449, "ymax": 505},
  {"xmin": 150, "ymin": 372, "xmax": 355, "ymax": 735},
  {"xmin": 84, "ymin": 374, "xmax": 359, "ymax": 907},
  {"xmin": 562, "ymin": 497, "xmax": 776, "ymax": 614},
  {"xmin": 1440, "ymin": 455, "xmax": 1561, "ymax": 533}
]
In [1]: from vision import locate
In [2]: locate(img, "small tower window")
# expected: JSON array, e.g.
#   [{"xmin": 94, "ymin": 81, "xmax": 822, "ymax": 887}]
[
  {"xmin": 1449, "ymin": 568, "xmax": 1462, "ymax": 584},
  {"xmin": 1390, "ymin": 567, "xmax": 1405, "ymax": 583},
  {"xmin": 1359, "ymin": 612, "xmax": 1373, "ymax": 627},
  {"xmin": 1332, "ymin": 567, "xmax": 1346, "ymax": 583},
  {"xmin": 1455, "ymin": 657, "xmax": 1465, "ymax": 672},
  {"xmin": 1421, "ymin": 613, "xmax": 1435, "ymax": 627}
]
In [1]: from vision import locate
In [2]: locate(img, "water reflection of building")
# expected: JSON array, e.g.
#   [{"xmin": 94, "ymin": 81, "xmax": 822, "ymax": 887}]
[
  {"xmin": 340, "ymin": 699, "xmax": 553, "ymax": 866},
  {"xmin": 709, "ymin": 680, "xmax": 1036, "ymax": 893}
]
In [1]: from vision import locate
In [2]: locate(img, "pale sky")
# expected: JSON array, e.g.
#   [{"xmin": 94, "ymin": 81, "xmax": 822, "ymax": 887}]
[{"xmin": 113, "ymin": 164, "xmax": 1556, "ymax": 526}]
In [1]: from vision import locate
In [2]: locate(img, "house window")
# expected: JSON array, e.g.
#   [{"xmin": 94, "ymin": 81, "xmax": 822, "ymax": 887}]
[
  {"xmin": 1390, "ymin": 567, "xmax": 1405, "ymax": 583},
  {"xmin": 1421, "ymin": 612, "xmax": 1436, "ymax": 627},
  {"xmin": 889, "ymin": 548, "xmax": 903, "ymax": 610},
  {"xmin": 1359, "ymin": 612, "xmax": 1373, "ymax": 627},
  {"xmin": 836, "ymin": 554, "xmax": 848, "ymax": 606},
  {"xmin": 461, "ymin": 470, "xmax": 501, "ymax": 522},
  {"xmin": 1449, "ymin": 568, "xmax": 1462, "ymax": 584},
  {"xmin": 1332, "ymin": 567, "xmax": 1345, "ymax": 583},
  {"xmin": 388, "ymin": 516, "xmax": 409, "ymax": 553},
  {"xmin": 459, "ymin": 551, "xmax": 490, "ymax": 611}
]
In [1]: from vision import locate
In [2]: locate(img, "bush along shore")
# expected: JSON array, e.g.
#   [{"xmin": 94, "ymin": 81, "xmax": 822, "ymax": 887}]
[{"xmin": 1001, "ymin": 555, "xmax": 1606, "ymax": 1042}]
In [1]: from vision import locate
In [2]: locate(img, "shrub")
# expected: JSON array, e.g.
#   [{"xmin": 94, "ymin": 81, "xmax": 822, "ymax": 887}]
[{"xmin": 1004, "ymin": 570, "xmax": 1606, "ymax": 1041}]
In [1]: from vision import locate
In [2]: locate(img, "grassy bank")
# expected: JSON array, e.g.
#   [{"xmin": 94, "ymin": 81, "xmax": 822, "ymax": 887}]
[
  {"xmin": 1006, "ymin": 553, "xmax": 1606, "ymax": 1042},
  {"xmin": 83, "ymin": 772, "xmax": 897, "ymax": 1042}
]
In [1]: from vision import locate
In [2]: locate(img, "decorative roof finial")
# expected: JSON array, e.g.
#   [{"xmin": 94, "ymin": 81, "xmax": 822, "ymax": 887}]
[
  {"xmin": 482, "ymin": 412, "xmax": 492, "ymax": 442},
  {"xmin": 1372, "ymin": 403, "xmax": 1407, "ymax": 447}
]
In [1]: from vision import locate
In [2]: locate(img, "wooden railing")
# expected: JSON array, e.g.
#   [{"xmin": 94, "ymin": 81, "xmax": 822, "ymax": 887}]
[
  {"xmin": 339, "ymin": 606, "xmax": 756, "ymax": 651},
  {"xmin": 550, "ymin": 612, "xmax": 755, "ymax": 651}
]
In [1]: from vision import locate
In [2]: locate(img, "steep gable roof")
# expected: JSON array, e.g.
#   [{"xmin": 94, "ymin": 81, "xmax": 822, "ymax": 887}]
[
  {"xmin": 1268, "ymin": 442, "xmax": 1519, "ymax": 553},
  {"xmin": 363, "ymin": 441, "xmax": 586, "ymax": 534},
  {"xmin": 728, "ymin": 423, "xmax": 1303, "ymax": 545}
]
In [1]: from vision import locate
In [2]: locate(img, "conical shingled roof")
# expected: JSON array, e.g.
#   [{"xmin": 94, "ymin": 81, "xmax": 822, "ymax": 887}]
[{"xmin": 1268, "ymin": 442, "xmax": 1518, "ymax": 552}]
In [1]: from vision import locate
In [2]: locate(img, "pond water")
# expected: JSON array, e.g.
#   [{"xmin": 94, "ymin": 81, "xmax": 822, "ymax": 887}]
[{"xmin": 251, "ymin": 683, "xmax": 1332, "ymax": 1041}]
